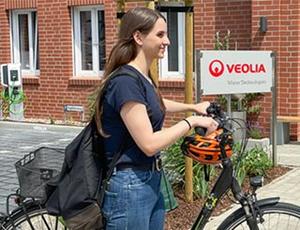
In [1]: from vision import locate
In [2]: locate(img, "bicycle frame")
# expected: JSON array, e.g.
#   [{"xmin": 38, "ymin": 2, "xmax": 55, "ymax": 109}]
[
  {"xmin": 191, "ymin": 158, "xmax": 235, "ymax": 230},
  {"xmin": 191, "ymin": 132, "xmax": 264, "ymax": 230}
]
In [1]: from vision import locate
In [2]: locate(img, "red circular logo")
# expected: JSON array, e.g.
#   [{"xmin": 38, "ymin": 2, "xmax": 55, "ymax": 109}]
[{"xmin": 209, "ymin": 60, "xmax": 225, "ymax": 77}]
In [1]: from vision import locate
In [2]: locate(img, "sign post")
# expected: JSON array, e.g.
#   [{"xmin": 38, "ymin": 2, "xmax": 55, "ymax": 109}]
[{"xmin": 196, "ymin": 50, "xmax": 277, "ymax": 165}]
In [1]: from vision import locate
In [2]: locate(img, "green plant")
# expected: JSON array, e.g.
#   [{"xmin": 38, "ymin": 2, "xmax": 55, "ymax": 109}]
[
  {"xmin": 232, "ymin": 143, "xmax": 272, "ymax": 185},
  {"xmin": 244, "ymin": 147, "xmax": 272, "ymax": 176},
  {"xmin": 214, "ymin": 30, "xmax": 231, "ymax": 50},
  {"xmin": 0, "ymin": 87, "xmax": 26, "ymax": 118},
  {"xmin": 162, "ymin": 138, "xmax": 215, "ymax": 198},
  {"xmin": 216, "ymin": 93, "xmax": 263, "ymax": 114},
  {"xmin": 88, "ymin": 89, "xmax": 98, "ymax": 118},
  {"xmin": 247, "ymin": 127, "xmax": 263, "ymax": 139},
  {"xmin": 231, "ymin": 142, "xmax": 247, "ymax": 185},
  {"xmin": 235, "ymin": 145, "xmax": 272, "ymax": 178}
]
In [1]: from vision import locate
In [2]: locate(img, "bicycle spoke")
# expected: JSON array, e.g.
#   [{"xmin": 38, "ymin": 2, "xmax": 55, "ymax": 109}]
[{"xmin": 40, "ymin": 213, "xmax": 51, "ymax": 230}]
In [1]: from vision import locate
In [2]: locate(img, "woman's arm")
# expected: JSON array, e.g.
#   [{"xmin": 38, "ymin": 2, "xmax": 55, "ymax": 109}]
[
  {"xmin": 120, "ymin": 101, "xmax": 218, "ymax": 157},
  {"xmin": 163, "ymin": 99, "xmax": 209, "ymax": 114}
]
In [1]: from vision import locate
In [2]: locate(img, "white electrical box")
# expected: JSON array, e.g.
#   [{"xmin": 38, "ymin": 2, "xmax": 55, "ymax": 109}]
[{"xmin": 1, "ymin": 63, "xmax": 22, "ymax": 87}]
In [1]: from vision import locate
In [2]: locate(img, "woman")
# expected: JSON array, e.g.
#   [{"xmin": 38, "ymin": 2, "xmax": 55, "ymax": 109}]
[{"xmin": 95, "ymin": 7, "xmax": 218, "ymax": 230}]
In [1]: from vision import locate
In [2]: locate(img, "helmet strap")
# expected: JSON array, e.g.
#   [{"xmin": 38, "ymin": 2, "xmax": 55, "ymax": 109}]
[{"xmin": 204, "ymin": 165, "xmax": 210, "ymax": 182}]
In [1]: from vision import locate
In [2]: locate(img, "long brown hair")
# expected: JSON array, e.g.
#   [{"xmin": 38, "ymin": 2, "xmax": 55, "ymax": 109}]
[{"xmin": 95, "ymin": 7, "xmax": 166, "ymax": 136}]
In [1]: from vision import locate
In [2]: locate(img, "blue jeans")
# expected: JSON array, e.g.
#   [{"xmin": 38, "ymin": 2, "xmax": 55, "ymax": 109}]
[{"xmin": 102, "ymin": 169, "xmax": 165, "ymax": 230}]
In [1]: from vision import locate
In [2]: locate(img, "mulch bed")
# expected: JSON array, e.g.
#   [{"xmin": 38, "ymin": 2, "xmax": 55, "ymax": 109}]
[{"xmin": 164, "ymin": 166, "xmax": 292, "ymax": 230}]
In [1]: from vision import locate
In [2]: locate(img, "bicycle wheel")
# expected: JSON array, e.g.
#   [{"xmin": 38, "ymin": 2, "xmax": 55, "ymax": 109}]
[
  {"xmin": 218, "ymin": 202, "xmax": 300, "ymax": 230},
  {"xmin": 3, "ymin": 204, "xmax": 67, "ymax": 230}
]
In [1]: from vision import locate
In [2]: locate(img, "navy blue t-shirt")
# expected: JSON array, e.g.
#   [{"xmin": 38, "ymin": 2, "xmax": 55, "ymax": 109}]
[{"xmin": 102, "ymin": 65, "xmax": 165, "ymax": 165}]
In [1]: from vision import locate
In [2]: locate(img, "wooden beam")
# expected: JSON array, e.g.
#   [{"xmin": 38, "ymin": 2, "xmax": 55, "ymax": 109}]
[
  {"xmin": 277, "ymin": 116, "xmax": 300, "ymax": 123},
  {"xmin": 147, "ymin": 0, "xmax": 159, "ymax": 86},
  {"xmin": 184, "ymin": 0, "xmax": 194, "ymax": 203},
  {"xmin": 116, "ymin": 0, "xmax": 125, "ymax": 26}
]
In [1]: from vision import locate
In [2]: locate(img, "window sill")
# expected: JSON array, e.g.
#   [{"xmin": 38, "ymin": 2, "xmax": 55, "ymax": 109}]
[
  {"xmin": 69, "ymin": 76, "xmax": 101, "ymax": 86},
  {"xmin": 22, "ymin": 76, "xmax": 40, "ymax": 85}
]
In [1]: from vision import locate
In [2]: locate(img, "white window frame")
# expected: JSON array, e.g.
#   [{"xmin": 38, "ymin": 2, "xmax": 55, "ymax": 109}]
[
  {"xmin": 72, "ymin": 5, "xmax": 105, "ymax": 77},
  {"xmin": 160, "ymin": 12, "xmax": 185, "ymax": 79},
  {"xmin": 10, "ymin": 10, "xmax": 39, "ymax": 75}
]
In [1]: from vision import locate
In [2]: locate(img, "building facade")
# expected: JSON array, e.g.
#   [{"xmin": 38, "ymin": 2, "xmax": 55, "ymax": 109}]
[{"xmin": 0, "ymin": 0, "xmax": 299, "ymax": 140}]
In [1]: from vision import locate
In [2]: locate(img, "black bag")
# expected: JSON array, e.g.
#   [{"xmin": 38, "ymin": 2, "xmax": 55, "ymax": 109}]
[
  {"xmin": 45, "ymin": 119, "xmax": 109, "ymax": 230},
  {"xmin": 45, "ymin": 68, "xmax": 142, "ymax": 230}
]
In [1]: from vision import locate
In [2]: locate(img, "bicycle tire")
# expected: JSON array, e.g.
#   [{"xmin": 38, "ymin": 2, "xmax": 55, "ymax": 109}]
[
  {"xmin": 3, "ymin": 203, "xmax": 67, "ymax": 230},
  {"xmin": 217, "ymin": 202, "xmax": 300, "ymax": 230}
]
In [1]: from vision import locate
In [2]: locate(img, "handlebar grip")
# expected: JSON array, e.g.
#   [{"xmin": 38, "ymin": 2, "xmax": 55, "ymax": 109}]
[{"xmin": 195, "ymin": 127, "xmax": 207, "ymax": 136}]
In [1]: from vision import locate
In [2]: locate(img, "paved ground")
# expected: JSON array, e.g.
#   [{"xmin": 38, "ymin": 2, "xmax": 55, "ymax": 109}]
[
  {"xmin": 0, "ymin": 121, "xmax": 82, "ymax": 213},
  {"xmin": 0, "ymin": 120, "xmax": 300, "ymax": 229}
]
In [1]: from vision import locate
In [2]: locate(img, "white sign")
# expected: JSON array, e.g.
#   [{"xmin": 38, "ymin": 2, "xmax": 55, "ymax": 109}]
[{"xmin": 199, "ymin": 51, "xmax": 273, "ymax": 95}]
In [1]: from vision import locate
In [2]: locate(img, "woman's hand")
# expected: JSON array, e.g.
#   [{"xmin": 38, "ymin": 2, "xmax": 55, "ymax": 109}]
[
  {"xmin": 185, "ymin": 115, "xmax": 219, "ymax": 135},
  {"xmin": 192, "ymin": 101, "xmax": 210, "ymax": 115}
]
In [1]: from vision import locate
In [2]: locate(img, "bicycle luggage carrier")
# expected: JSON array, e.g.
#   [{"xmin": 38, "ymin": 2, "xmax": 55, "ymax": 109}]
[{"xmin": 15, "ymin": 147, "xmax": 65, "ymax": 199}]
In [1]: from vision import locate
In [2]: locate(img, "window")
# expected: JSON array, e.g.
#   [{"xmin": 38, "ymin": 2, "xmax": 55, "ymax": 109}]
[
  {"xmin": 73, "ymin": 6, "xmax": 105, "ymax": 76},
  {"xmin": 160, "ymin": 12, "xmax": 185, "ymax": 78},
  {"xmin": 11, "ymin": 10, "xmax": 39, "ymax": 75}
]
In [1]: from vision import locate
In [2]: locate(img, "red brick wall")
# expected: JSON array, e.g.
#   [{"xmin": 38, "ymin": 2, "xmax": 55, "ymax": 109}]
[
  {"xmin": 251, "ymin": 0, "xmax": 300, "ymax": 140},
  {"xmin": 4, "ymin": 0, "xmax": 36, "ymax": 9},
  {"xmin": 195, "ymin": 0, "xmax": 251, "ymax": 50}
]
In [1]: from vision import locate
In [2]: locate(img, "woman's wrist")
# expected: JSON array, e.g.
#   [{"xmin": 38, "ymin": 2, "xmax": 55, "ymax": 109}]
[{"xmin": 182, "ymin": 118, "xmax": 192, "ymax": 130}]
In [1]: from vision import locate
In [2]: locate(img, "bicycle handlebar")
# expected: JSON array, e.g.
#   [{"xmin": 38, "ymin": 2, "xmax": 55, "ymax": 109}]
[{"xmin": 195, "ymin": 102, "xmax": 232, "ymax": 135}]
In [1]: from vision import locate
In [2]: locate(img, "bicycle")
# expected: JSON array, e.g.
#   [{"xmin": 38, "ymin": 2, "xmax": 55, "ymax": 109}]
[
  {"xmin": 0, "ymin": 104, "xmax": 300, "ymax": 229},
  {"xmin": 0, "ymin": 147, "xmax": 67, "ymax": 229},
  {"xmin": 181, "ymin": 103, "xmax": 300, "ymax": 229}
]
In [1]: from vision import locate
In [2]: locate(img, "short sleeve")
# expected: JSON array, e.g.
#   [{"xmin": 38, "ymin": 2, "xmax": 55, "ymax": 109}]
[{"xmin": 105, "ymin": 75, "xmax": 147, "ymax": 113}]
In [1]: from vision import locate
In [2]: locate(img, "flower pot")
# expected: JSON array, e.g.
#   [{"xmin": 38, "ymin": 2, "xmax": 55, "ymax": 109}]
[{"xmin": 245, "ymin": 137, "xmax": 270, "ymax": 153}]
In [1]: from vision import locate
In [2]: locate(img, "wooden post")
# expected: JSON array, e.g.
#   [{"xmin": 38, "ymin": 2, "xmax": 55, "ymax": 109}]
[
  {"xmin": 116, "ymin": 0, "xmax": 125, "ymax": 26},
  {"xmin": 184, "ymin": 0, "xmax": 194, "ymax": 203},
  {"xmin": 147, "ymin": 0, "xmax": 159, "ymax": 86}
]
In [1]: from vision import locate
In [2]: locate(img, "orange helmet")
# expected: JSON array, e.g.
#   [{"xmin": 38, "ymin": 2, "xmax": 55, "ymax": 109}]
[{"xmin": 181, "ymin": 129, "xmax": 233, "ymax": 165}]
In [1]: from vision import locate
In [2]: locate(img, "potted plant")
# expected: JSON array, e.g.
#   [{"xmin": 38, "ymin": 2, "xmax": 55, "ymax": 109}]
[{"xmin": 245, "ymin": 124, "xmax": 270, "ymax": 153}]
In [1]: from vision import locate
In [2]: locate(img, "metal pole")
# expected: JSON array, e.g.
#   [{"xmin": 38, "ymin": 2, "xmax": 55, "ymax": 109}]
[
  {"xmin": 195, "ymin": 50, "xmax": 202, "ymax": 103},
  {"xmin": 184, "ymin": 0, "xmax": 194, "ymax": 203},
  {"xmin": 226, "ymin": 95, "xmax": 232, "ymax": 118},
  {"xmin": 271, "ymin": 52, "xmax": 277, "ymax": 166}
]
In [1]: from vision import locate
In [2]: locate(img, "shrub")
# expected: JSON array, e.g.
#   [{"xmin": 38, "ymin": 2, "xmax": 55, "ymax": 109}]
[
  {"xmin": 241, "ymin": 146, "xmax": 272, "ymax": 176},
  {"xmin": 232, "ymin": 143, "xmax": 272, "ymax": 185}
]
